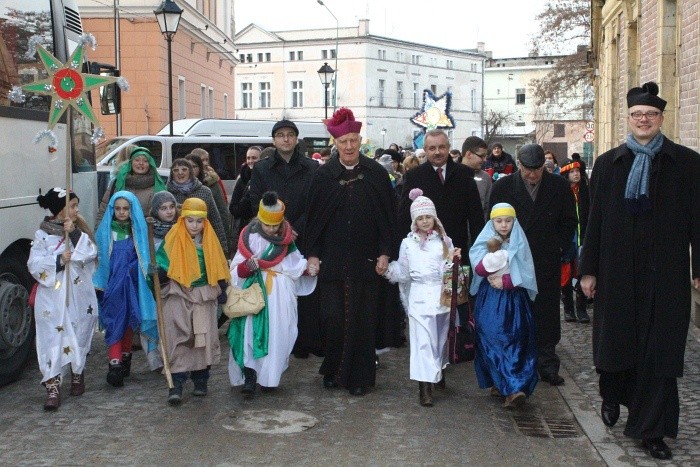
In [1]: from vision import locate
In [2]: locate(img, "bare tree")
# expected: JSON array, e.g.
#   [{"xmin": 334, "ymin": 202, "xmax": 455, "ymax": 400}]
[
  {"xmin": 530, "ymin": 0, "xmax": 592, "ymax": 115},
  {"xmin": 483, "ymin": 109, "xmax": 514, "ymax": 145}
]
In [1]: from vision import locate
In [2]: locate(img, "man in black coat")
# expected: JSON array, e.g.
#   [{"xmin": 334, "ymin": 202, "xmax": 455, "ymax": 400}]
[
  {"xmin": 398, "ymin": 129, "xmax": 484, "ymax": 255},
  {"xmin": 490, "ymin": 144, "xmax": 577, "ymax": 387},
  {"xmin": 580, "ymin": 82, "xmax": 700, "ymax": 461},
  {"xmin": 244, "ymin": 119, "xmax": 321, "ymax": 357},
  {"xmin": 305, "ymin": 108, "xmax": 396, "ymax": 396}
]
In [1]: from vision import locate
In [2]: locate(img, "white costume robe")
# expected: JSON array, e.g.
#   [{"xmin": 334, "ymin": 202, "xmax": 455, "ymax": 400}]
[
  {"xmin": 28, "ymin": 230, "xmax": 98, "ymax": 383},
  {"xmin": 228, "ymin": 233, "xmax": 316, "ymax": 387},
  {"xmin": 385, "ymin": 232, "xmax": 451, "ymax": 383}
]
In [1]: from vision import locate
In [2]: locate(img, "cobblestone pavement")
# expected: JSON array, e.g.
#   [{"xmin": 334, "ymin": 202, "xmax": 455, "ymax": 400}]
[
  {"xmin": 1, "ymin": 325, "xmax": 603, "ymax": 465},
  {"xmin": 558, "ymin": 309, "xmax": 700, "ymax": 466}
]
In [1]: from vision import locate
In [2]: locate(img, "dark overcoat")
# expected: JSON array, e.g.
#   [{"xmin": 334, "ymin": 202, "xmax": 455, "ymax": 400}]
[
  {"xmin": 490, "ymin": 170, "xmax": 577, "ymax": 347},
  {"xmin": 398, "ymin": 158, "xmax": 485, "ymax": 254},
  {"xmin": 246, "ymin": 148, "xmax": 318, "ymax": 245},
  {"xmin": 579, "ymin": 138, "xmax": 700, "ymax": 377}
]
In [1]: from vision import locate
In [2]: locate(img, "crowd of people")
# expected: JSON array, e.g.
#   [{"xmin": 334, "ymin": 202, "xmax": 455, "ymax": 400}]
[{"xmin": 27, "ymin": 82, "xmax": 699, "ymax": 461}]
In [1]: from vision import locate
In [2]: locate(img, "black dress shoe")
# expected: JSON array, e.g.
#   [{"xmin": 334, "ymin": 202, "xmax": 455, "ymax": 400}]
[
  {"xmin": 349, "ymin": 386, "xmax": 366, "ymax": 396},
  {"xmin": 642, "ymin": 438, "xmax": 672, "ymax": 460},
  {"xmin": 323, "ymin": 375, "xmax": 339, "ymax": 389},
  {"xmin": 601, "ymin": 400, "xmax": 620, "ymax": 427},
  {"xmin": 241, "ymin": 367, "xmax": 257, "ymax": 396},
  {"xmin": 541, "ymin": 373, "xmax": 565, "ymax": 386}
]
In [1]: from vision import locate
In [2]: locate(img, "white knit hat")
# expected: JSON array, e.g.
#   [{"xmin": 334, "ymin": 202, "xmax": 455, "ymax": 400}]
[
  {"xmin": 482, "ymin": 250, "xmax": 509, "ymax": 273},
  {"xmin": 409, "ymin": 188, "xmax": 444, "ymax": 233}
]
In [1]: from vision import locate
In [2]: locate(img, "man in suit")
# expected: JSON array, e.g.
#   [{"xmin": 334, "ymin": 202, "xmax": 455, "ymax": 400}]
[
  {"xmin": 398, "ymin": 129, "xmax": 484, "ymax": 255},
  {"xmin": 490, "ymin": 144, "xmax": 577, "ymax": 386}
]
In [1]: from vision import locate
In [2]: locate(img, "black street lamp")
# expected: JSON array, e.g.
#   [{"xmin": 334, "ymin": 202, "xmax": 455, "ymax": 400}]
[
  {"xmin": 154, "ymin": 0, "xmax": 183, "ymax": 136},
  {"xmin": 317, "ymin": 62, "xmax": 335, "ymax": 119}
]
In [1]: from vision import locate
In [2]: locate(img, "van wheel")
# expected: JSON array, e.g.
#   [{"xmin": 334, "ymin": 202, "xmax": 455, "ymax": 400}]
[{"xmin": 0, "ymin": 255, "xmax": 35, "ymax": 386}]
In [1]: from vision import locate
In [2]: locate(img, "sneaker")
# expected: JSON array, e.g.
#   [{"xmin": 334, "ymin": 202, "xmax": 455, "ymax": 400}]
[
  {"xmin": 106, "ymin": 363, "xmax": 124, "ymax": 387},
  {"xmin": 504, "ymin": 391, "xmax": 526, "ymax": 409},
  {"xmin": 121, "ymin": 353, "xmax": 132, "ymax": 377},
  {"xmin": 168, "ymin": 386, "xmax": 183, "ymax": 406}
]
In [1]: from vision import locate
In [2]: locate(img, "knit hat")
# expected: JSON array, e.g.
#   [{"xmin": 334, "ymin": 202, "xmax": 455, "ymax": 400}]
[
  {"xmin": 37, "ymin": 187, "xmax": 78, "ymax": 216},
  {"xmin": 324, "ymin": 107, "xmax": 362, "ymax": 138},
  {"xmin": 258, "ymin": 191, "xmax": 285, "ymax": 226},
  {"xmin": 271, "ymin": 119, "xmax": 299, "ymax": 137},
  {"xmin": 560, "ymin": 161, "xmax": 581, "ymax": 175},
  {"xmin": 378, "ymin": 154, "xmax": 394, "ymax": 172},
  {"xmin": 627, "ymin": 82, "xmax": 667, "ymax": 111},
  {"xmin": 408, "ymin": 188, "xmax": 446, "ymax": 234},
  {"xmin": 181, "ymin": 197, "xmax": 207, "ymax": 219},
  {"xmin": 490, "ymin": 202, "xmax": 516, "ymax": 219},
  {"xmin": 150, "ymin": 191, "xmax": 177, "ymax": 217}
]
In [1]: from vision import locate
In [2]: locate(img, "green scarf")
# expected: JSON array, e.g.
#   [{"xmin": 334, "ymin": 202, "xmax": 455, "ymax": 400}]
[
  {"xmin": 114, "ymin": 148, "xmax": 167, "ymax": 193},
  {"xmin": 111, "ymin": 220, "xmax": 131, "ymax": 240},
  {"xmin": 227, "ymin": 242, "xmax": 281, "ymax": 370}
]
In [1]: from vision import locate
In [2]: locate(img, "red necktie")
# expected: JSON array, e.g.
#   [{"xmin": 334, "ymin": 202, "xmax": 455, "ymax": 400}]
[{"xmin": 437, "ymin": 167, "xmax": 445, "ymax": 185}]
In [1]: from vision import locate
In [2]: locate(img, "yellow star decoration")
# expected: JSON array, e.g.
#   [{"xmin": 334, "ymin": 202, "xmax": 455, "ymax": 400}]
[
  {"xmin": 56, "ymin": 325, "xmax": 64, "ymax": 332},
  {"xmin": 63, "ymin": 346, "xmax": 72, "ymax": 355},
  {"xmin": 39, "ymin": 271, "xmax": 48, "ymax": 280},
  {"xmin": 21, "ymin": 44, "xmax": 120, "ymax": 129}
]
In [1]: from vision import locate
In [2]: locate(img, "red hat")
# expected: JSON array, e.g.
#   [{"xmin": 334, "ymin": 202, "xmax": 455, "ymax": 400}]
[
  {"xmin": 560, "ymin": 161, "xmax": 581, "ymax": 175},
  {"xmin": 324, "ymin": 107, "xmax": 362, "ymax": 138}
]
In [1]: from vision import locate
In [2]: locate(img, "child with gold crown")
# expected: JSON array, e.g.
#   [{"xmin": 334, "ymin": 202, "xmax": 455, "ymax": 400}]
[{"xmin": 156, "ymin": 197, "xmax": 230, "ymax": 405}]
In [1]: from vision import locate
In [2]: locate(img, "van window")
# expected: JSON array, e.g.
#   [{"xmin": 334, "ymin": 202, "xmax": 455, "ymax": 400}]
[
  {"xmin": 134, "ymin": 140, "xmax": 164, "ymax": 167},
  {"xmin": 172, "ymin": 142, "xmax": 274, "ymax": 180},
  {"xmin": 300, "ymin": 137, "xmax": 331, "ymax": 157}
]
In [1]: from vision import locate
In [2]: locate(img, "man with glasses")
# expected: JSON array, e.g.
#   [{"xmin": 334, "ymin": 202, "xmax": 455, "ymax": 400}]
[
  {"xmin": 490, "ymin": 143, "xmax": 577, "ymax": 388},
  {"xmin": 579, "ymin": 82, "xmax": 700, "ymax": 461},
  {"xmin": 243, "ymin": 119, "xmax": 321, "ymax": 358},
  {"xmin": 460, "ymin": 136, "xmax": 492, "ymax": 220}
]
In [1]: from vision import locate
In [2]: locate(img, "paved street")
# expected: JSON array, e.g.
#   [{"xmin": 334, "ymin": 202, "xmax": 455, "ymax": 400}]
[{"xmin": 1, "ymin": 310, "xmax": 698, "ymax": 466}]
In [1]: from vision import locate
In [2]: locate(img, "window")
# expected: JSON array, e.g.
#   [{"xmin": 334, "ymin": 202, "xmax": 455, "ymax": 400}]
[
  {"xmin": 265, "ymin": 53, "xmax": 271, "ymax": 61},
  {"xmin": 412, "ymin": 54, "xmax": 421, "ymax": 65},
  {"xmin": 223, "ymin": 93, "xmax": 228, "ymax": 118},
  {"xmin": 516, "ymin": 88, "xmax": 525, "ymax": 105},
  {"xmin": 259, "ymin": 82, "xmax": 271, "ymax": 108},
  {"xmin": 378, "ymin": 49, "xmax": 386, "ymax": 60},
  {"xmin": 446, "ymin": 59, "xmax": 453, "ymax": 69},
  {"xmin": 471, "ymin": 89, "xmax": 478, "ymax": 112},
  {"xmin": 553, "ymin": 123, "xmax": 566, "ymax": 138},
  {"xmin": 297, "ymin": 51, "xmax": 303, "ymax": 60},
  {"xmin": 208, "ymin": 88, "xmax": 214, "ymax": 118},
  {"xmin": 178, "ymin": 77, "xmax": 186, "ymax": 118},
  {"xmin": 431, "ymin": 84, "xmax": 437, "ymax": 94},
  {"xmin": 289, "ymin": 51, "xmax": 295, "ymax": 61},
  {"xmin": 246, "ymin": 53, "xmax": 252, "ymax": 63},
  {"xmin": 241, "ymin": 83, "xmax": 252, "ymax": 109},
  {"xmin": 201, "ymin": 84, "xmax": 207, "ymax": 117},
  {"xmin": 413, "ymin": 83, "xmax": 419, "ymax": 108},
  {"xmin": 378, "ymin": 79, "xmax": 385, "ymax": 107},
  {"xmin": 322, "ymin": 49, "xmax": 328, "ymax": 59},
  {"xmin": 239, "ymin": 54, "xmax": 245, "ymax": 62},
  {"xmin": 257, "ymin": 53, "xmax": 263, "ymax": 62},
  {"xmin": 397, "ymin": 81, "xmax": 403, "ymax": 108},
  {"xmin": 291, "ymin": 81, "xmax": 303, "ymax": 108},
  {"xmin": 396, "ymin": 52, "xmax": 404, "ymax": 62}
]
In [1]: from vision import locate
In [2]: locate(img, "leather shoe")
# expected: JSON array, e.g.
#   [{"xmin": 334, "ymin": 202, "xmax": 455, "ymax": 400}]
[
  {"xmin": 323, "ymin": 375, "xmax": 339, "ymax": 389},
  {"xmin": 642, "ymin": 438, "xmax": 672, "ymax": 460},
  {"xmin": 435, "ymin": 375, "xmax": 446, "ymax": 390},
  {"xmin": 349, "ymin": 386, "xmax": 366, "ymax": 396},
  {"xmin": 541, "ymin": 373, "xmax": 565, "ymax": 386},
  {"xmin": 601, "ymin": 400, "xmax": 620, "ymax": 427}
]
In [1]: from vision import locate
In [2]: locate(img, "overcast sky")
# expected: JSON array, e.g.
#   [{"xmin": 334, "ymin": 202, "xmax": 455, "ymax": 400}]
[{"xmin": 234, "ymin": 0, "xmax": 555, "ymax": 58}]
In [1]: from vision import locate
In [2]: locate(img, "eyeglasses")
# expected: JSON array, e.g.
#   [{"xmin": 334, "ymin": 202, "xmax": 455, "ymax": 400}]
[
  {"xmin": 629, "ymin": 111, "xmax": 662, "ymax": 120},
  {"xmin": 472, "ymin": 151, "xmax": 487, "ymax": 159}
]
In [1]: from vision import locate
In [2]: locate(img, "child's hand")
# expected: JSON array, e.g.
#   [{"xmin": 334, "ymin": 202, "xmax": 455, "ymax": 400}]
[
  {"xmin": 307, "ymin": 257, "xmax": 320, "ymax": 276},
  {"xmin": 452, "ymin": 248, "xmax": 461, "ymax": 259},
  {"xmin": 63, "ymin": 219, "xmax": 74, "ymax": 233},
  {"xmin": 60, "ymin": 250, "xmax": 72, "ymax": 265},
  {"xmin": 488, "ymin": 275, "xmax": 503, "ymax": 289}
]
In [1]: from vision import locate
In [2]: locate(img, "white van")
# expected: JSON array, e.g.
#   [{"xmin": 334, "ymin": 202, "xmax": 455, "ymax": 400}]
[
  {"xmin": 95, "ymin": 135, "xmax": 273, "ymax": 201},
  {"xmin": 157, "ymin": 119, "xmax": 330, "ymax": 156}
]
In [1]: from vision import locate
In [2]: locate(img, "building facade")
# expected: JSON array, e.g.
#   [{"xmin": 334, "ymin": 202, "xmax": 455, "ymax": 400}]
[
  {"xmin": 591, "ymin": 0, "xmax": 700, "ymax": 154},
  {"xmin": 485, "ymin": 54, "xmax": 590, "ymax": 163},
  {"xmin": 233, "ymin": 19, "xmax": 485, "ymax": 151},
  {"xmin": 77, "ymin": 0, "xmax": 237, "ymax": 137}
]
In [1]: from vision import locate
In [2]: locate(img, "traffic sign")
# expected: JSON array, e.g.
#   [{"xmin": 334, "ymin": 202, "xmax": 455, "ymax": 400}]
[{"xmin": 583, "ymin": 132, "xmax": 594, "ymax": 142}]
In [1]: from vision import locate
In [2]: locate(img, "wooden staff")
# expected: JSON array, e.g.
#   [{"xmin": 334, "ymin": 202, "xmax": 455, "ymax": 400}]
[{"xmin": 147, "ymin": 219, "xmax": 173, "ymax": 388}]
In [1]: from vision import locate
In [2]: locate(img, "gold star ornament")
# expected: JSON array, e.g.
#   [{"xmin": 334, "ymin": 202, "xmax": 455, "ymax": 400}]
[
  {"xmin": 39, "ymin": 271, "xmax": 48, "ymax": 280},
  {"xmin": 63, "ymin": 346, "xmax": 72, "ymax": 355}
]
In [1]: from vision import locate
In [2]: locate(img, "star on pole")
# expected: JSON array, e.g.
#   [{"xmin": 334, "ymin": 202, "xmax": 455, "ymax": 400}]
[
  {"xmin": 20, "ymin": 44, "xmax": 119, "ymax": 129},
  {"xmin": 410, "ymin": 89, "xmax": 455, "ymax": 131}
]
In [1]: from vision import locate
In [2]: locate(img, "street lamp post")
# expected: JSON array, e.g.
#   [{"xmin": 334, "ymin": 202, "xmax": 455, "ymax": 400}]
[
  {"xmin": 317, "ymin": 62, "xmax": 335, "ymax": 119},
  {"xmin": 317, "ymin": 0, "xmax": 338, "ymax": 111},
  {"xmin": 154, "ymin": 0, "xmax": 183, "ymax": 137},
  {"xmin": 381, "ymin": 128, "xmax": 386, "ymax": 147}
]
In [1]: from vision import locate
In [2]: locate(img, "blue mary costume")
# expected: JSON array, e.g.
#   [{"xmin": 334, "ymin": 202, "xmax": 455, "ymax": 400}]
[
  {"xmin": 93, "ymin": 191, "xmax": 158, "ymax": 352},
  {"xmin": 469, "ymin": 203, "xmax": 538, "ymax": 397}
]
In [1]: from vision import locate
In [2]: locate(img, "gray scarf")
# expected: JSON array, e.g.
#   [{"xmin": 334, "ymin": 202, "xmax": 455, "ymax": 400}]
[{"xmin": 624, "ymin": 132, "xmax": 664, "ymax": 213}]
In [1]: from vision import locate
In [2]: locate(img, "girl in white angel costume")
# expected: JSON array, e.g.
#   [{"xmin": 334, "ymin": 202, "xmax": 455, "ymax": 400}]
[
  {"xmin": 28, "ymin": 188, "xmax": 98, "ymax": 410},
  {"xmin": 384, "ymin": 188, "xmax": 460, "ymax": 407}
]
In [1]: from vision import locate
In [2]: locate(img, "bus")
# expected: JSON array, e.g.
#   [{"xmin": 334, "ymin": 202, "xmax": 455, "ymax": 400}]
[{"xmin": 0, "ymin": 0, "xmax": 115, "ymax": 385}]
